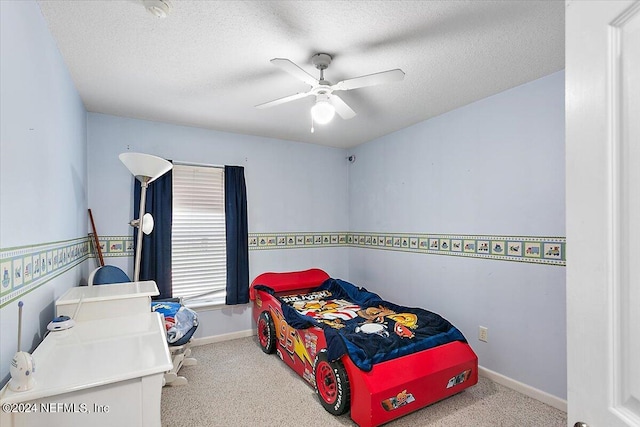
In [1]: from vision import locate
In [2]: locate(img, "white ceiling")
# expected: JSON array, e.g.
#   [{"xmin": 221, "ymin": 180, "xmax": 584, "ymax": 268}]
[{"xmin": 37, "ymin": 0, "xmax": 565, "ymax": 149}]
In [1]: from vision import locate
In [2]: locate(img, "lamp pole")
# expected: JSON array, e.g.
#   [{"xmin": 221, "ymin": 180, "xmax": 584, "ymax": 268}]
[
  {"xmin": 133, "ymin": 177, "xmax": 150, "ymax": 282},
  {"xmin": 119, "ymin": 152, "xmax": 172, "ymax": 283}
]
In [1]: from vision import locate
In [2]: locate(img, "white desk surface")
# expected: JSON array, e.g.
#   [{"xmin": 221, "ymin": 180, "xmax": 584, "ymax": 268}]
[
  {"xmin": 56, "ymin": 281, "xmax": 159, "ymax": 304},
  {"xmin": 0, "ymin": 312, "xmax": 172, "ymax": 404}
]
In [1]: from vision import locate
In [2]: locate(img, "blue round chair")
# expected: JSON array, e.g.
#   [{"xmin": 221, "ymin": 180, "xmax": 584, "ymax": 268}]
[{"xmin": 88, "ymin": 265, "xmax": 131, "ymax": 285}]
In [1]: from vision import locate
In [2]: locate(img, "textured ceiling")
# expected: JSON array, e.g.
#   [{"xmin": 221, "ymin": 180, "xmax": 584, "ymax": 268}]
[{"xmin": 37, "ymin": 0, "xmax": 565, "ymax": 149}]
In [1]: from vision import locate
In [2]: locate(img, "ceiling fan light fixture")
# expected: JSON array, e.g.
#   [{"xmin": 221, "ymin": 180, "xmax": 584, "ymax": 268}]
[
  {"xmin": 143, "ymin": 0, "xmax": 172, "ymax": 18},
  {"xmin": 311, "ymin": 99, "xmax": 335, "ymax": 125},
  {"xmin": 257, "ymin": 53, "xmax": 404, "ymax": 127}
]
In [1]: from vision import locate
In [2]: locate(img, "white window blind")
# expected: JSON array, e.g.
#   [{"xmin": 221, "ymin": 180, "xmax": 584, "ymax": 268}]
[{"xmin": 172, "ymin": 164, "xmax": 226, "ymax": 303}]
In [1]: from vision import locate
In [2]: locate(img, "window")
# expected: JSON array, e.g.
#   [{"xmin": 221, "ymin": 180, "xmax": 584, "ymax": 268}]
[{"xmin": 171, "ymin": 164, "xmax": 226, "ymax": 305}]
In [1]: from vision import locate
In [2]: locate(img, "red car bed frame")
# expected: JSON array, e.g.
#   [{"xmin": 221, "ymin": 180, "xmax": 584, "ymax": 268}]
[{"xmin": 250, "ymin": 269, "xmax": 478, "ymax": 427}]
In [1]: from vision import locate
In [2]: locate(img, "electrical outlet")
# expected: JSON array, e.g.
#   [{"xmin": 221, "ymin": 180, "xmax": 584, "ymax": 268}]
[{"xmin": 479, "ymin": 326, "xmax": 488, "ymax": 342}]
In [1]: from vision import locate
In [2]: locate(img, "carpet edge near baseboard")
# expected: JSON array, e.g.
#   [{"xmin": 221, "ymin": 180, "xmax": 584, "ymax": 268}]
[
  {"xmin": 191, "ymin": 329, "xmax": 256, "ymax": 347},
  {"xmin": 478, "ymin": 365, "xmax": 567, "ymax": 413}
]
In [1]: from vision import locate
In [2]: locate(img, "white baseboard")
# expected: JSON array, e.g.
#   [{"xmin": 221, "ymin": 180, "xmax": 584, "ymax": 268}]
[
  {"xmin": 191, "ymin": 329, "xmax": 255, "ymax": 347},
  {"xmin": 478, "ymin": 365, "xmax": 567, "ymax": 412}
]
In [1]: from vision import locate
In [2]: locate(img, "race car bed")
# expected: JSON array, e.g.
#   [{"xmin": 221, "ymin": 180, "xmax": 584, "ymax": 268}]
[{"xmin": 250, "ymin": 269, "xmax": 478, "ymax": 427}]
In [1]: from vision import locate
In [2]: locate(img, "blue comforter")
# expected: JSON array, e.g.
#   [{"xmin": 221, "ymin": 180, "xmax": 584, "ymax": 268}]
[{"xmin": 257, "ymin": 278, "xmax": 466, "ymax": 371}]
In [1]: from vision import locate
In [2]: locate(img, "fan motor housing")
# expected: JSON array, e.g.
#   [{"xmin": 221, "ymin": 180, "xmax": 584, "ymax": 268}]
[{"xmin": 312, "ymin": 53, "xmax": 332, "ymax": 70}]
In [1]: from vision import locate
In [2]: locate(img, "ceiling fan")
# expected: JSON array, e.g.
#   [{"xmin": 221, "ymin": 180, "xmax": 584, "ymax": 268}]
[{"xmin": 256, "ymin": 53, "xmax": 405, "ymax": 126}]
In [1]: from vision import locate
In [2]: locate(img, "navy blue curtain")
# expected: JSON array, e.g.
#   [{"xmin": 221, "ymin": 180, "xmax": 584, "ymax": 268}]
[
  {"xmin": 134, "ymin": 168, "xmax": 172, "ymax": 299},
  {"xmin": 225, "ymin": 166, "xmax": 249, "ymax": 305}
]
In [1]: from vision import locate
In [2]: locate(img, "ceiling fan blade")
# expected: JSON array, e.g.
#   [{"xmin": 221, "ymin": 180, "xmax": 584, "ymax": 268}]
[
  {"xmin": 255, "ymin": 92, "xmax": 311, "ymax": 109},
  {"xmin": 330, "ymin": 95, "xmax": 356, "ymax": 120},
  {"xmin": 270, "ymin": 58, "xmax": 318, "ymax": 86},
  {"xmin": 332, "ymin": 69, "xmax": 405, "ymax": 91}
]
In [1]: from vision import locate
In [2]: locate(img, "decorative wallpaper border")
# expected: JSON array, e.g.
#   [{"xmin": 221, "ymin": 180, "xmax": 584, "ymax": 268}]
[
  {"xmin": 0, "ymin": 230, "xmax": 562, "ymax": 307},
  {"xmin": 1, "ymin": 237, "xmax": 90, "ymax": 308},
  {"xmin": 91, "ymin": 234, "xmax": 134, "ymax": 257},
  {"xmin": 249, "ymin": 233, "xmax": 349, "ymax": 249},
  {"xmin": 87, "ymin": 232, "xmax": 566, "ymax": 267},
  {"xmin": 248, "ymin": 232, "xmax": 566, "ymax": 266},
  {"xmin": 347, "ymin": 232, "xmax": 565, "ymax": 266}
]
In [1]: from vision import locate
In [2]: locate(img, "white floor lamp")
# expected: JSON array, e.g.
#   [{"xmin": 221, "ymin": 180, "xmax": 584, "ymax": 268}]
[{"xmin": 119, "ymin": 152, "xmax": 172, "ymax": 282}]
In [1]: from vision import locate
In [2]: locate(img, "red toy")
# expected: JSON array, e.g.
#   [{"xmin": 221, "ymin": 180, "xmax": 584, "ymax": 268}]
[{"xmin": 250, "ymin": 269, "xmax": 478, "ymax": 427}]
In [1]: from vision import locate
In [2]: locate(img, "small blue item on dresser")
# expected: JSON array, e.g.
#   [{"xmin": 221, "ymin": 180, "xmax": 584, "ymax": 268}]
[{"xmin": 47, "ymin": 315, "xmax": 76, "ymax": 332}]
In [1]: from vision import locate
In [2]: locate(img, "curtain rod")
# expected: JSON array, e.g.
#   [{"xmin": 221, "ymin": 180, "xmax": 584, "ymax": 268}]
[{"xmin": 172, "ymin": 160, "xmax": 224, "ymax": 169}]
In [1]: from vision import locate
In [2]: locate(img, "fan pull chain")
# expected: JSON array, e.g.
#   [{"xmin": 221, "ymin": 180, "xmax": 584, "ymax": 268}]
[{"xmin": 311, "ymin": 115, "xmax": 315, "ymax": 133}]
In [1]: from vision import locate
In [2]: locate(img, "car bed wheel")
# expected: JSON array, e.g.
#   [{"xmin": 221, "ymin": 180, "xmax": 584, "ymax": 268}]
[
  {"xmin": 257, "ymin": 311, "xmax": 276, "ymax": 354},
  {"xmin": 314, "ymin": 350, "xmax": 350, "ymax": 415}
]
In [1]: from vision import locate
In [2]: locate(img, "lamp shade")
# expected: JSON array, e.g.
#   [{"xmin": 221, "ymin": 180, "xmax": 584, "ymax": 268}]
[
  {"xmin": 311, "ymin": 99, "xmax": 335, "ymax": 124},
  {"xmin": 119, "ymin": 152, "xmax": 172, "ymax": 184}
]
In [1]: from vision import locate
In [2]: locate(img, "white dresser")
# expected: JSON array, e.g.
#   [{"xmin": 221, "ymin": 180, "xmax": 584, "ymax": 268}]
[
  {"xmin": 55, "ymin": 281, "xmax": 159, "ymax": 320},
  {"xmin": 0, "ymin": 312, "xmax": 172, "ymax": 427}
]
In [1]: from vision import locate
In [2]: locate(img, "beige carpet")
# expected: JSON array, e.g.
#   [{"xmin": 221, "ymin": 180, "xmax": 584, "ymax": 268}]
[{"xmin": 161, "ymin": 336, "xmax": 566, "ymax": 427}]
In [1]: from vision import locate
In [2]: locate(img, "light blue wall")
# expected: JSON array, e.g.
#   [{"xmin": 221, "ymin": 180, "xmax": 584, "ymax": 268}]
[
  {"xmin": 86, "ymin": 113, "xmax": 351, "ymax": 337},
  {"xmin": 0, "ymin": 1, "xmax": 87, "ymax": 383},
  {"xmin": 348, "ymin": 71, "xmax": 566, "ymax": 399}
]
